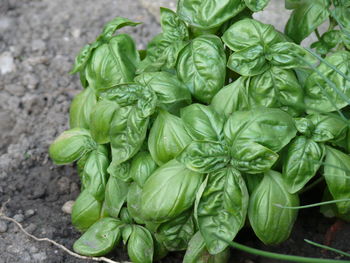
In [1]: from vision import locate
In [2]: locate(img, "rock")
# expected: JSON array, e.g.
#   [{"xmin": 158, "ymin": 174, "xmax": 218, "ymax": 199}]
[
  {"xmin": 13, "ymin": 214, "xmax": 24, "ymax": 223},
  {"xmin": 25, "ymin": 223, "xmax": 37, "ymax": 234},
  {"xmin": 0, "ymin": 17, "xmax": 14, "ymax": 33},
  {"xmin": 71, "ymin": 28, "xmax": 81, "ymax": 38},
  {"xmin": 0, "ymin": 220, "xmax": 8, "ymax": 233},
  {"xmin": 31, "ymin": 39, "xmax": 46, "ymax": 52},
  {"xmin": 25, "ymin": 209, "xmax": 35, "ymax": 218},
  {"xmin": 57, "ymin": 176, "xmax": 70, "ymax": 193},
  {"xmin": 22, "ymin": 73, "xmax": 39, "ymax": 90},
  {"xmin": 5, "ymin": 83, "xmax": 26, "ymax": 96},
  {"xmin": 61, "ymin": 200, "xmax": 74, "ymax": 214},
  {"xmin": 29, "ymin": 246, "xmax": 39, "ymax": 253},
  {"xmin": 7, "ymin": 244, "xmax": 20, "ymax": 254},
  {"xmin": 0, "ymin": 52, "xmax": 16, "ymax": 75}
]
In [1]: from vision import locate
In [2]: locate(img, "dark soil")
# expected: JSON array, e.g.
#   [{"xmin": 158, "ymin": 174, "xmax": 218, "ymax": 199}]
[{"xmin": 0, "ymin": 0, "xmax": 349, "ymax": 263}]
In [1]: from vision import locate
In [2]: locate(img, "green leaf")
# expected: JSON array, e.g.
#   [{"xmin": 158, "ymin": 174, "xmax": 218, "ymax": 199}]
[
  {"xmin": 120, "ymin": 207, "xmax": 133, "ymax": 224},
  {"xmin": 122, "ymin": 225, "xmax": 133, "ymax": 245},
  {"xmin": 181, "ymin": 103, "xmax": 225, "ymax": 141},
  {"xmin": 85, "ymin": 34, "xmax": 140, "ymax": 92},
  {"xmin": 99, "ymin": 17, "xmax": 140, "ymax": 41},
  {"xmin": 177, "ymin": 0, "xmax": 245, "ymax": 29},
  {"xmin": 69, "ymin": 87, "xmax": 97, "ymax": 129},
  {"xmin": 127, "ymin": 182, "xmax": 146, "ymax": 224},
  {"xmin": 196, "ymin": 167, "xmax": 249, "ymax": 254},
  {"xmin": 71, "ymin": 190, "xmax": 102, "ymax": 232},
  {"xmin": 305, "ymin": 51, "xmax": 350, "ymax": 113},
  {"xmin": 268, "ymin": 42, "xmax": 317, "ymax": 69},
  {"xmin": 129, "ymin": 151, "xmax": 158, "ymax": 187},
  {"xmin": 177, "ymin": 35, "xmax": 226, "ymax": 103},
  {"xmin": 282, "ymin": 136, "xmax": 325, "ymax": 194},
  {"xmin": 248, "ymin": 170, "xmax": 299, "ymax": 244},
  {"xmin": 70, "ymin": 42, "xmax": 100, "ymax": 74},
  {"xmin": 244, "ymin": 0, "xmax": 270, "ymax": 11},
  {"xmin": 285, "ymin": 0, "xmax": 303, "ymax": 9},
  {"xmin": 324, "ymin": 146, "xmax": 350, "ymax": 215},
  {"xmin": 156, "ymin": 210, "xmax": 195, "ymax": 251},
  {"xmin": 285, "ymin": 0, "xmax": 329, "ymax": 44},
  {"xmin": 141, "ymin": 159, "xmax": 203, "ymax": 222},
  {"xmin": 222, "ymin": 18, "xmax": 283, "ymax": 51},
  {"xmin": 224, "ymin": 108, "xmax": 297, "ymax": 153},
  {"xmin": 49, "ymin": 128, "xmax": 95, "ymax": 165},
  {"xmin": 148, "ymin": 110, "xmax": 192, "ymax": 166},
  {"xmin": 211, "ymin": 68, "xmax": 303, "ymax": 117},
  {"xmin": 80, "ymin": 145, "xmax": 109, "ymax": 201},
  {"xmin": 73, "ymin": 217, "xmax": 122, "ymax": 256},
  {"xmin": 177, "ymin": 141, "xmax": 230, "ymax": 174},
  {"xmin": 134, "ymin": 72, "xmax": 191, "ymax": 113},
  {"xmin": 89, "ymin": 99, "xmax": 119, "ymax": 144},
  {"xmin": 104, "ymin": 174, "xmax": 129, "ymax": 218},
  {"xmin": 127, "ymin": 225, "xmax": 154, "ymax": 263},
  {"xmin": 160, "ymin": 7, "xmax": 189, "ymax": 41}
]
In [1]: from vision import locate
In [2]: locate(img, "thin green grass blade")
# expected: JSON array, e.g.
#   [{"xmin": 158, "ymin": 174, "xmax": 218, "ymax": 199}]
[
  {"xmin": 274, "ymin": 199, "xmax": 350, "ymax": 210},
  {"xmin": 304, "ymin": 239, "xmax": 350, "ymax": 258}
]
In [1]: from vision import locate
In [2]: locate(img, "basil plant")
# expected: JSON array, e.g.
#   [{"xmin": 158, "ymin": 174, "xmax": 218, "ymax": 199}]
[{"xmin": 49, "ymin": 0, "xmax": 350, "ymax": 262}]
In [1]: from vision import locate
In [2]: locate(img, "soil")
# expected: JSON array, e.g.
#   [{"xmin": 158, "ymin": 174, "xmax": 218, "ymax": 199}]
[{"xmin": 0, "ymin": 0, "xmax": 349, "ymax": 263}]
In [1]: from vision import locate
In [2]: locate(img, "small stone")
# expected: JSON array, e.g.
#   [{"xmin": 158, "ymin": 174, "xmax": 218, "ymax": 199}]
[
  {"xmin": 71, "ymin": 28, "xmax": 81, "ymax": 38},
  {"xmin": 23, "ymin": 73, "xmax": 39, "ymax": 90},
  {"xmin": 25, "ymin": 209, "xmax": 35, "ymax": 218},
  {"xmin": 32, "ymin": 252, "xmax": 47, "ymax": 262},
  {"xmin": 5, "ymin": 83, "xmax": 25, "ymax": 96},
  {"xmin": 29, "ymin": 246, "xmax": 39, "ymax": 253},
  {"xmin": 0, "ymin": 52, "xmax": 16, "ymax": 74},
  {"xmin": 7, "ymin": 245, "xmax": 20, "ymax": 254},
  {"xmin": 0, "ymin": 220, "xmax": 8, "ymax": 233},
  {"xmin": 0, "ymin": 17, "xmax": 14, "ymax": 33},
  {"xmin": 25, "ymin": 223, "xmax": 37, "ymax": 234},
  {"xmin": 57, "ymin": 176, "xmax": 71, "ymax": 193},
  {"xmin": 13, "ymin": 214, "xmax": 24, "ymax": 223},
  {"xmin": 62, "ymin": 200, "xmax": 75, "ymax": 214},
  {"xmin": 31, "ymin": 39, "xmax": 46, "ymax": 52},
  {"xmin": 22, "ymin": 251, "xmax": 32, "ymax": 262}
]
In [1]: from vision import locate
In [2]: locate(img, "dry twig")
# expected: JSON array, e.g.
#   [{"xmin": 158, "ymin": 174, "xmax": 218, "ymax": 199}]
[{"xmin": 0, "ymin": 199, "xmax": 131, "ymax": 263}]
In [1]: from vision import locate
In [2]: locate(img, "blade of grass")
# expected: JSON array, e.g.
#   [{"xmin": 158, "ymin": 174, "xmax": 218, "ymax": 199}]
[
  {"xmin": 274, "ymin": 199, "xmax": 350, "ymax": 210},
  {"xmin": 304, "ymin": 239, "xmax": 350, "ymax": 258}
]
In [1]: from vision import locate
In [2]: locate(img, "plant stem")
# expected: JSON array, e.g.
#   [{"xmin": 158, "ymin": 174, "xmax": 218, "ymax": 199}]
[
  {"xmin": 304, "ymin": 239, "xmax": 350, "ymax": 258},
  {"xmin": 274, "ymin": 199, "xmax": 350, "ymax": 210}
]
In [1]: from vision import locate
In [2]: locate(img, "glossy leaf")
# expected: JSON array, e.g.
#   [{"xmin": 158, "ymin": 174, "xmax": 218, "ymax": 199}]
[
  {"xmin": 85, "ymin": 34, "xmax": 140, "ymax": 92},
  {"xmin": 183, "ymin": 232, "xmax": 230, "ymax": 263},
  {"xmin": 181, "ymin": 103, "xmax": 225, "ymax": 141},
  {"xmin": 196, "ymin": 167, "xmax": 248, "ymax": 254},
  {"xmin": 177, "ymin": 141, "xmax": 230, "ymax": 174},
  {"xmin": 282, "ymin": 136, "xmax": 325, "ymax": 194},
  {"xmin": 177, "ymin": 35, "xmax": 226, "ymax": 103},
  {"xmin": 129, "ymin": 151, "xmax": 158, "ymax": 187},
  {"xmin": 90, "ymin": 99, "xmax": 119, "ymax": 144},
  {"xmin": 222, "ymin": 18, "xmax": 282, "ymax": 51},
  {"xmin": 148, "ymin": 110, "xmax": 192, "ymax": 166},
  {"xmin": 285, "ymin": 0, "xmax": 329, "ymax": 43},
  {"xmin": 156, "ymin": 210, "xmax": 195, "ymax": 251},
  {"xmin": 73, "ymin": 217, "xmax": 122, "ymax": 256},
  {"xmin": 99, "ymin": 17, "xmax": 140, "ymax": 41},
  {"xmin": 211, "ymin": 68, "xmax": 303, "ymax": 117},
  {"xmin": 227, "ymin": 44, "xmax": 269, "ymax": 76},
  {"xmin": 248, "ymin": 170, "xmax": 299, "ymax": 244},
  {"xmin": 49, "ymin": 128, "xmax": 95, "ymax": 165},
  {"xmin": 104, "ymin": 174, "xmax": 129, "ymax": 218},
  {"xmin": 80, "ymin": 145, "xmax": 109, "ymax": 201},
  {"xmin": 127, "ymin": 225, "xmax": 154, "ymax": 263},
  {"xmin": 177, "ymin": 0, "xmax": 245, "ymax": 29},
  {"xmin": 141, "ymin": 159, "xmax": 203, "ymax": 222},
  {"xmin": 134, "ymin": 72, "xmax": 191, "ymax": 113},
  {"xmin": 71, "ymin": 190, "xmax": 102, "ymax": 232},
  {"xmin": 69, "ymin": 87, "xmax": 97, "ymax": 129},
  {"xmin": 324, "ymin": 146, "xmax": 350, "ymax": 214},
  {"xmin": 244, "ymin": 0, "xmax": 270, "ymax": 11},
  {"xmin": 127, "ymin": 182, "xmax": 145, "ymax": 224},
  {"xmin": 305, "ymin": 51, "xmax": 350, "ymax": 113},
  {"xmin": 160, "ymin": 7, "xmax": 189, "ymax": 41}
]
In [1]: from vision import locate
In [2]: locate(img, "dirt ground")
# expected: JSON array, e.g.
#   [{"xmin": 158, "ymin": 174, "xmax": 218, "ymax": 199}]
[{"xmin": 0, "ymin": 0, "xmax": 349, "ymax": 263}]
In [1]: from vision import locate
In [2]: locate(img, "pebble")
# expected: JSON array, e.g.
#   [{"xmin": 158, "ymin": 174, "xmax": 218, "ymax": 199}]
[
  {"xmin": 61, "ymin": 200, "xmax": 75, "ymax": 214},
  {"xmin": 0, "ymin": 220, "xmax": 8, "ymax": 233},
  {"xmin": 7, "ymin": 245, "xmax": 20, "ymax": 254},
  {"xmin": 25, "ymin": 209, "xmax": 35, "ymax": 218},
  {"xmin": 32, "ymin": 252, "xmax": 48, "ymax": 262},
  {"xmin": 25, "ymin": 223, "xmax": 37, "ymax": 234},
  {"xmin": 29, "ymin": 246, "xmax": 39, "ymax": 253},
  {"xmin": 23, "ymin": 73, "xmax": 39, "ymax": 90},
  {"xmin": 13, "ymin": 214, "xmax": 24, "ymax": 223},
  {"xmin": 31, "ymin": 39, "xmax": 46, "ymax": 52},
  {"xmin": 57, "ymin": 176, "xmax": 71, "ymax": 193},
  {"xmin": 0, "ymin": 52, "xmax": 16, "ymax": 75}
]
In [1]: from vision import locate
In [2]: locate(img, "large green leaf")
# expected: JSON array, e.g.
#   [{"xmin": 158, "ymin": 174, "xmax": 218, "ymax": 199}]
[
  {"xmin": 73, "ymin": 217, "xmax": 122, "ymax": 256},
  {"xmin": 69, "ymin": 87, "xmax": 97, "ymax": 129},
  {"xmin": 141, "ymin": 160, "xmax": 203, "ymax": 222},
  {"xmin": 244, "ymin": 0, "xmax": 270, "ymax": 11},
  {"xmin": 148, "ymin": 110, "xmax": 192, "ymax": 166},
  {"xmin": 195, "ymin": 167, "xmax": 248, "ymax": 254},
  {"xmin": 285, "ymin": 0, "xmax": 329, "ymax": 43},
  {"xmin": 160, "ymin": 7, "xmax": 189, "ymax": 41},
  {"xmin": 177, "ymin": 0, "xmax": 245, "ymax": 30},
  {"xmin": 127, "ymin": 225, "xmax": 154, "ymax": 263},
  {"xmin": 305, "ymin": 51, "xmax": 350, "ymax": 113},
  {"xmin": 49, "ymin": 128, "xmax": 96, "ymax": 165},
  {"xmin": 127, "ymin": 182, "xmax": 145, "ymax": 224},
  {"xmin": 282, "ymin": 136, "xmax": 325, "ymax": 194},
  {"xmin": 129, "ymin": 151, "xmax": 158, "ymax": 187},
  {"xmin": 177, "ymin": 35, "xmax": 226, "ymax": 103},
  {"xmin": 104, "ymin": 173, "xmax": 129, "ymax": 218},
  {"xmin": 248, "ymin": 170, "xmax": 299, "ymax": 244},
  {"xmin": 324, "ymin": 146, "xmax": 350, "ymax": 215},
  {"xmin": 181, "ymin": 103, "xmax": 225, "ymax": 141}
]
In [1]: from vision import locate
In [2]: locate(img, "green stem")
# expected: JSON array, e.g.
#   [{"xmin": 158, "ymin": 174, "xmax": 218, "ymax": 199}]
[
  {"xmin": 315, "ymin": 28, "xmax": 322, "ymax": 41},
  {"xmin": 304, "ymin": 239, "xmax": 350, "ymax": 258},
  {"xmin": 274, "ymin": 199, "xmax": 350, "ymax": 210},
  {"xmin": 216, "ymin": 237, "xmax": 350, "ymax": 263},
  {"xmin": 299, "ymin": 177, "xmax": 325, "ymax": 194}
]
